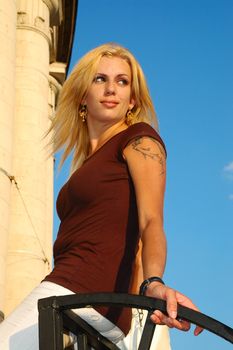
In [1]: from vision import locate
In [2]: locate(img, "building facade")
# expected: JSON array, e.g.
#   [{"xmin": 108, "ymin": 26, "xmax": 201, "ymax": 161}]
[{"xmin": 0, "ymin": 0, "xmax": 77, "ymax": 319}]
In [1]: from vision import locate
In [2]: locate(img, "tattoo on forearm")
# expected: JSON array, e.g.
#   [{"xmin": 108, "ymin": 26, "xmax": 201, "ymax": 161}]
[{"xmin": 131, "ymin": 137, "xmax": 165, "ymax": 175}]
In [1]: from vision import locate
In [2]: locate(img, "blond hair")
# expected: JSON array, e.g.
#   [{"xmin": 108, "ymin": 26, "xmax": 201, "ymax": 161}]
[{"xmin": 47, "ymin": 43, "xmax": 158, "ymax": 171}]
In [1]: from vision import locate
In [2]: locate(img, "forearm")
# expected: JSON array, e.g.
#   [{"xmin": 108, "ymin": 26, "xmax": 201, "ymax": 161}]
[{"xmin": 141, "ymin": 220, "xmax": 167, "ymax": 280}]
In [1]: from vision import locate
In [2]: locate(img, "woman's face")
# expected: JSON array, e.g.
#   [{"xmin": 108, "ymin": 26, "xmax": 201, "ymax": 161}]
[{"xmin": 84, "ymin": 56, "xmax": 135, "ymax": 126}]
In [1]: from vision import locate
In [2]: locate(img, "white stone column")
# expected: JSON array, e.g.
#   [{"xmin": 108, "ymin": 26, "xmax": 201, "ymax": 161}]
[
  {"xmin": 0, "ymin": 0, "xmax": 17, "ymax": 316},
  {"xmin": 46, "ymin": 73, "xmax": 61, "ymax": 265},
  {"xmin": 4, "ymin": 0, "xmax": 59, "ymax": 315}
]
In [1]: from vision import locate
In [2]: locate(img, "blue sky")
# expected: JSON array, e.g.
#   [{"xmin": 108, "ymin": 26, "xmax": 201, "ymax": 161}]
[{"xmin": 53, "ymin": 0, "xmax": 233, "ymax": 348}]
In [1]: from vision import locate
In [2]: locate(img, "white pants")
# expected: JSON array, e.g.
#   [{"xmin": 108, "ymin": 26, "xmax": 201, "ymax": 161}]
[
  {"xmin": 124, "ymin": 309, "xmax": 171, "ymax": 350},
  {"xmin": 0, "ymin": 282, "xmax": 171, "ymax": 350},
  {"xmin": 0, "ymin": 281, "xmax": 125, "ymax": 350}
]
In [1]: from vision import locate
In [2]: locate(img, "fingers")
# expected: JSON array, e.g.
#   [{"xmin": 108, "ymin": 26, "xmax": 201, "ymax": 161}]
[
  {"xmin": 194, "ymin": 325, "xmax": 204, "ymax": 336},
  {"xmin": 151, "ymin": 310, "xmax": 191, "ymax": 332},
  {"xmin": 175, "ymin": 291, "xmax": 204, "ymax": 335},
  {"xmin": 165, "ymin": 288, "xmax": 178, "ymax": 319},
  {"xmin": 147, "ymin": 284, "xmax": 179, "ymax": 319},
  {"xmin": 175, "ymin": 291, "xmax": 199, "ymax": 310},
  {"xmin": 149, "ymin": 287, "xmax": 204, "ymax": 335}
]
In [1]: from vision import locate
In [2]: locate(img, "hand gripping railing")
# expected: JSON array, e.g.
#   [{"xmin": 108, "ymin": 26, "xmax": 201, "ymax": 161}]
[{"xmin": 38, "ymin": 293, "xmax": 233, "ymax": 350}]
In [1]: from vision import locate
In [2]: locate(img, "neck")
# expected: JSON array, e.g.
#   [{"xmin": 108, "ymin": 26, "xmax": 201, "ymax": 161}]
[{"xmin": 87, "ymin": 120, "xmax": 128, "ymax": 155}]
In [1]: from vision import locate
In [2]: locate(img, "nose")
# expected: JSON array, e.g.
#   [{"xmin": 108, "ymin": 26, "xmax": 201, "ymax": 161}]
[{"xmin": 105, "ymin": 80, "xmax": 116, "ymax": 95}]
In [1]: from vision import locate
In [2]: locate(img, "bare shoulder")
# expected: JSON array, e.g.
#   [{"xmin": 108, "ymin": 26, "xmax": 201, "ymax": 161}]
[{"xmin": 123, "ymin": 136, "xmax": 166, "ymax": 176}]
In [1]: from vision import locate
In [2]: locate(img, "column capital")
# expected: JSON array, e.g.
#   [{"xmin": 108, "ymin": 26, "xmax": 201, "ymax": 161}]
[
  {"xmin": 42, "ymin": 0, "xmax": 59, "ymax": 12},
  {"xmin": 43, "ymin": 0, "xmax": 62, "ymax": 25},
  {"xmin": 16, "ymin": 0, "xmax": 51, "ymax": 42}
]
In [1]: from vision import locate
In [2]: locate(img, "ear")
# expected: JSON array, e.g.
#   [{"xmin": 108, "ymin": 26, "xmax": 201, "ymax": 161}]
[
  {"xmin": 81, "ymin": 94, "xmax": 87, "ymax": 105},
  {"xmin": 129, "ymin": 97, "xmax": 136, "ymax": 111}
]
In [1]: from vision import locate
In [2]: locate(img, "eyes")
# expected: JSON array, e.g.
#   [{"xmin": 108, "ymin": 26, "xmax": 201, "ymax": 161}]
[{"xmin": 93, "ymin": 74, "xmax": 130, "ymax": 86}]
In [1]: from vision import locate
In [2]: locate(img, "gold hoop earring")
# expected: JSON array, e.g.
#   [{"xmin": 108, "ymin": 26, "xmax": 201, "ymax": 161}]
[
  {"xmin": 126, "ymin": 109, "xmax": 134, "ymax": 125},
  {"xmin": 79, "ymin": 105, "xmax": 87, "ymax": 122}
]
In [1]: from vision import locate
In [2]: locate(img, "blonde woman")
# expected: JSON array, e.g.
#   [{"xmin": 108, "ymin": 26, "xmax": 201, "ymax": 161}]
[{"xmin": 0, "ymin": 43, "xmax": 202, "ymax": 350}]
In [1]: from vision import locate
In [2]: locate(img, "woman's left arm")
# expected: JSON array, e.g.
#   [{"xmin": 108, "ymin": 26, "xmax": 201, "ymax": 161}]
[{"xmin": 123, "ymin": 136, "xmax": 202, "ymax": 335}]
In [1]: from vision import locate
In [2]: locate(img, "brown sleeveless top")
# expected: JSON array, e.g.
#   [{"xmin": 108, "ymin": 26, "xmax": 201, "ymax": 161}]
[{"xmin": 44, "ymin": 122, "xmax": 166, "ymax": 335}]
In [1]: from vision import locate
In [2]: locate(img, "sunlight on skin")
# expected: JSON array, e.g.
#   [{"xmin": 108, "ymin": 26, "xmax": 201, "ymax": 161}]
[{"xmin": 147, "ymin": 285, "xmax": 204, "ymax": 335}]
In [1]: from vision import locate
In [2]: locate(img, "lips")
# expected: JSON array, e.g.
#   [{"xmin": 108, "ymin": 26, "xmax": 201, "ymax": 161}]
[{"xmin": 100, "ymin": 100, "xmax": 119, "ymax": 108}]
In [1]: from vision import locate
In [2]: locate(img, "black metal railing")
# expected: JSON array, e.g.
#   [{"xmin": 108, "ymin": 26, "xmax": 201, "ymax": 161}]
[{"xmin": 38, "ymin": 293, "xmax": 233, "ymax": 349}]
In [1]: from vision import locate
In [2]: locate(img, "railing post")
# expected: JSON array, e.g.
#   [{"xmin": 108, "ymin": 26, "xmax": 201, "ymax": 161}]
[
  {"xmin": 138, "ymin": 311, "xmax": 156, "ymax": 350},
  {"xmin": 77, "ymin": 333, "xmax": 91, "ymax": 350},
  {"xmin": 38, "ymin": 296, "xmax": 63, "ymax": 350}
]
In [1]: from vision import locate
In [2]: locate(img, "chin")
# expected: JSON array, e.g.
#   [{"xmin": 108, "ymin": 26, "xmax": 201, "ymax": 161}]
[{"xmin": 97, "ymin": 114, "xmax": 123, "ymax": 123}]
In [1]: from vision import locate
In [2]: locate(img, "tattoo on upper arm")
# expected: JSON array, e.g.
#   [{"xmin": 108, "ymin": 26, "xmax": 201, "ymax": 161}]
[{"xmin": 131, "ymin": 137, "xmax": 165, "ymax": 175}]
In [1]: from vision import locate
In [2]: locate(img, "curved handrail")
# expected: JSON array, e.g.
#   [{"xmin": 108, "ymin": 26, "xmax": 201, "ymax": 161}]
[{"xmin": 42, "ymin": 292, "xmax": 233, "ymax": 345}]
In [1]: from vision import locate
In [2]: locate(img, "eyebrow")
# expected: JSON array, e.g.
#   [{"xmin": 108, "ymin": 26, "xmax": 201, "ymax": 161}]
[{"xmin": 95, "ymin": 73, "xmax": 130, "ymax": 78}]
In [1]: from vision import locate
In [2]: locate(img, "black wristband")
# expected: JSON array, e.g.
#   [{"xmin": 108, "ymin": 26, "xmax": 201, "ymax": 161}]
[{"xmin": 139, "ymin": 276, "xmax": 165, "ymax": 295}]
